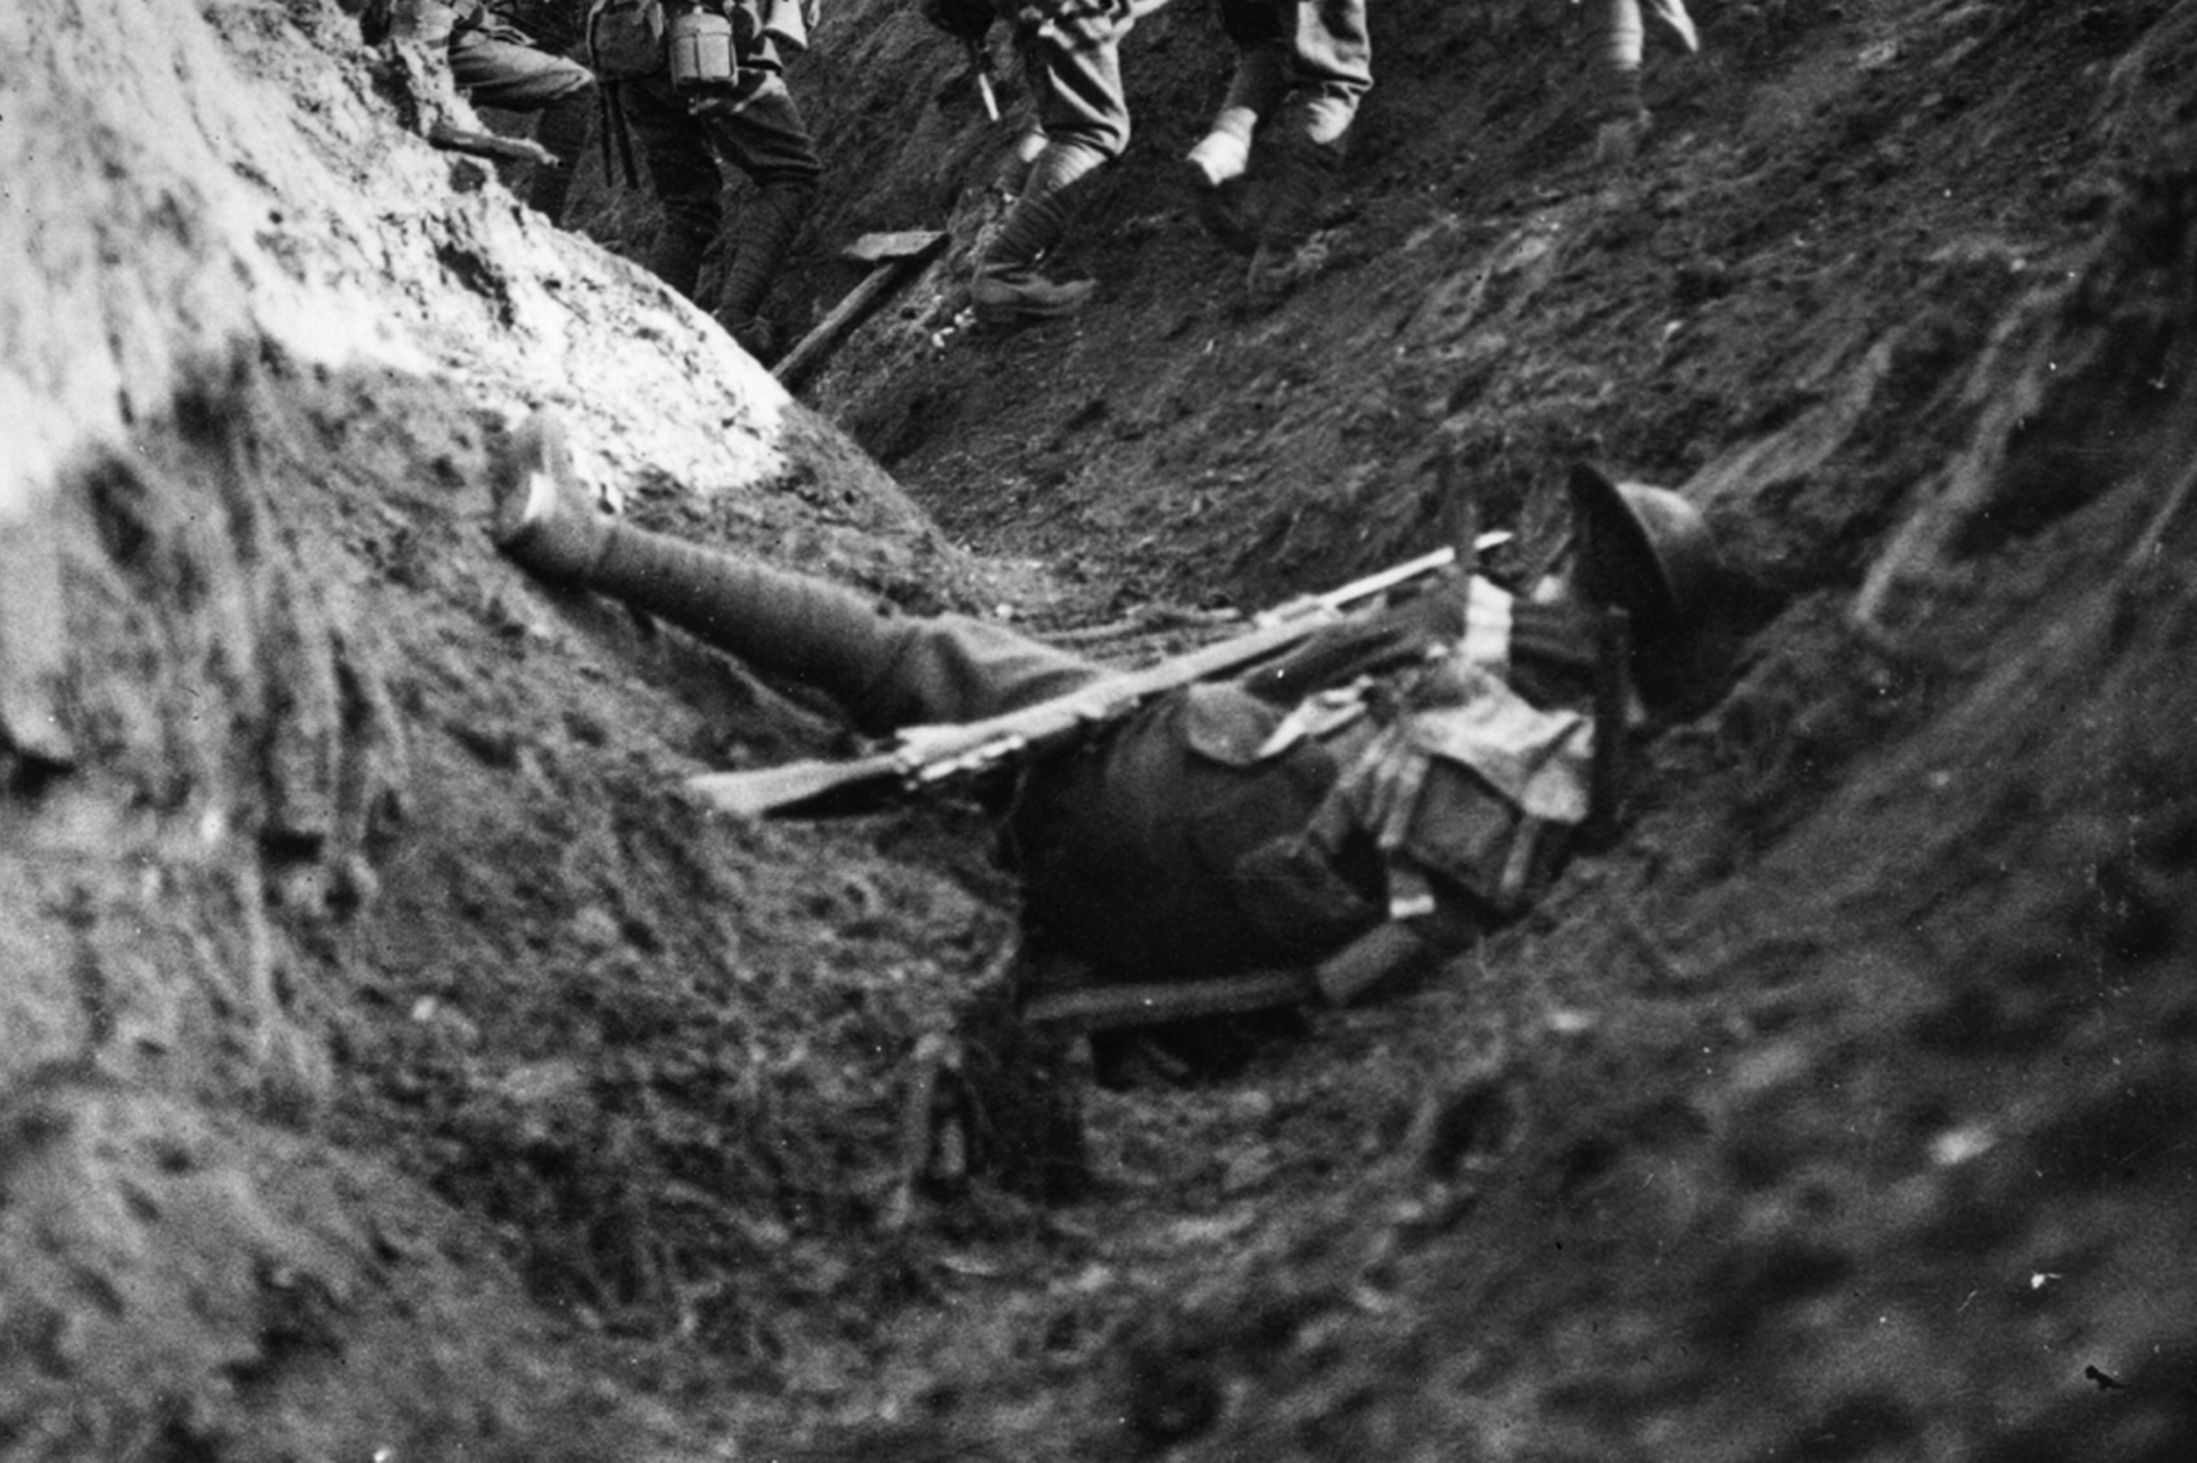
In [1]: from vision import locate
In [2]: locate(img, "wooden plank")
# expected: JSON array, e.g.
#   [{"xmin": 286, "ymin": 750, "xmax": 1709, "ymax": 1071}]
[
  {"xmin": 774, "ymin": 232, "xmax": 946, "ymax": 387},
  {"xmin": 841, "ymin": 229, "xmax": 946, "ymax": 265}
]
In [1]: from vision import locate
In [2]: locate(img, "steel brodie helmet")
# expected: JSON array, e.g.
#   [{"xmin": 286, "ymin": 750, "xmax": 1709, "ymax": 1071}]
[{"xmin": 1564, "ymin": 463, "xmax": 1719, "ymax": 633}]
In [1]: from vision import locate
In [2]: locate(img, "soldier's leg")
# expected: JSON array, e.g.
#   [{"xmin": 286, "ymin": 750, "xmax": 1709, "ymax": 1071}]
[
  {"xmin": 1186, "ymin": 2, "xmax": 1291, "ymax": 191},
  {"xmin": 972, "ymin": 3, "xmax": 1134, "ymax": 323},
  {"xmin": 1246, "ymin": 0, "xmax": 1369, "ymax": 300},
  {"xmin": 1182, "ymin": 4, "xmax": 1289, "ymax": 255},
  {"xmin": 523, "ymin": 89, "xmax": 596, "ymax": 221},
  {"xmin": 444, "ymin": 23, "xmax": 598, "ymax": 222},
  {"xmin": 1281, "ymin": 0, "xmax": 1372, "ymax": 149},
  {"xmin": 488, "ymin": 413, "xmax": 1102, "ymax": 732},
  {"xmin": 1589, "ymin": 0, "xmax": 1652, "ymax": 164},
  {"xmin": 617, "ymin": 75, "xmax": 725, "ymax": 302},
  {"xmin": 706, "ymin": 80, "xmax": 825, "ymax": 358},
  {"xmin": 446, "ymin": 24, "xmax": 595, "ymax": 110}
]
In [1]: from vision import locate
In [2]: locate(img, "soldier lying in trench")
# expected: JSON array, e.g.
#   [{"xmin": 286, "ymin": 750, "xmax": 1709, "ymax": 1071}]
[{"xmin": 484, "ymin": 411, "xmax": 1727, "ymax": 1188}]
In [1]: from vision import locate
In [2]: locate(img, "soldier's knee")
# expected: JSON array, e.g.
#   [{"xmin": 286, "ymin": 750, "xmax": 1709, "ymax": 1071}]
[{"xmin": 1047, "ymin": 115, "xmax": 1128, "ymax": 165}]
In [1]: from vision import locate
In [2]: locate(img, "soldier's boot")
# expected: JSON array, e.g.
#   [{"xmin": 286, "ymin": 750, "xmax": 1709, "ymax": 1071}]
[
  {"xmin": 524, "ymin": 88, "xmax": 595, "ymax": 224},
  {"xmin": 646, "ymin": 220, "xmax": 711, "ymax": 303},
  {"xmin": 1245, "ymin": 132, "xmax": 1343, "ymax": 306},
  {"xmin": 489, "ymin": 410, "xmax": 612, "ymax": 581},
  {"xmin": 971, "ymin": 139, "xmax": 1107, "ymax": 325},
  {"xmin": 713, "ymin": 180, "xmax": 817, "ymax": 362},
  {"xmin": 490, "ymin": 409, "xmax": 901, "ymax": 700},
  {"xmin": 1182, "ymin": 42, "xmax": 1287, "ymax": 255},
  {"xmin": 1181, "ymin": 124, "xmax": 1258, "ymax": 256}
]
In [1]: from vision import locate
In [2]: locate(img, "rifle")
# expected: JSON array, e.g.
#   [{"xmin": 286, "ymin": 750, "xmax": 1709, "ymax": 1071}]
[
  {"xmin": 686, "ymin": 544, "xmax": 1471, "ymax": 820},
  {"xmin": 965, "ymin": 37, "xmax": 1000, "ymax": 123}
]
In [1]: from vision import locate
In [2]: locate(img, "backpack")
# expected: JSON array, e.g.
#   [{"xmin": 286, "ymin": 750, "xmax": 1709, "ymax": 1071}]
[{"xmin": 586, "ymin": 0, "xmax": 671, "ymax": 80}]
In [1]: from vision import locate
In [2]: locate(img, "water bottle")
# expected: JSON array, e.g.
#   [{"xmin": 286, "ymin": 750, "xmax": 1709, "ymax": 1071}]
[{"xmin": 667, "ymin": 5, "xmax": 736, "ymax": 93}]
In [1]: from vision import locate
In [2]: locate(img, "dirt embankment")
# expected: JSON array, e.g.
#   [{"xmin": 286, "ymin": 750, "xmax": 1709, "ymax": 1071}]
[
  {"xmin": 3, "ymin": 2, "xmax": 994, "ymax": 1457},
  {"xmin": 6, "ymin": 1, "xmax": 2197, "ymax": 1460}
]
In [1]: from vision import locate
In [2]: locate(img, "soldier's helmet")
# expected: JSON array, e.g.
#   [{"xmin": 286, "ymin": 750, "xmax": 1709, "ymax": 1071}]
[{"xmin": 1564, "ymin": 463, "xmax": 1720, "ymax": 635}]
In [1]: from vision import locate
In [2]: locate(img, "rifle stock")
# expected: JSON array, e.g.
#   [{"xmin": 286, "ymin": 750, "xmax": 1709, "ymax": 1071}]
[
  {"xmin": 687, "ymin": 748, "xmax": 913, "ymax": 820},
  {"xmin": 685, "ymin": 545, "xmax": 1462, "ymax": 820}
]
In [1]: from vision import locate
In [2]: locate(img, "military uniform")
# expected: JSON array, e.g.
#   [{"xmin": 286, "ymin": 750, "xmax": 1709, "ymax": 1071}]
[
  {"xmin": 924, "ymin": 0, "xmax": 1139, "ymax": 321},
  {"xmin": 489, "ymin": 417, "xmax": 1632, "ymax": 1000},
  {"xmin": 1177, "ymin": 0, "xmax": 1370, "ymax": 300},
  {"xmin": 487, "ymin": 412, "xmax": 1730, "ymax": 1190},
  {"xmin": 1007, "ymin": 584, "xmax": 1600, "ymax": 990},
  {"xmin": 1584, "ymin": 0, "xmax": 1701, "ymax": 164},
  {"xmin": 588, "ymin": 0, "xmax": 823, "ymax": 355},
  {"xmin": 442, "ymin": 2, "xmax": 599, "ymax": 221},
  {"xmin": 1190, "ymin": 1, "xmax": 1373, "ymax": 185}
]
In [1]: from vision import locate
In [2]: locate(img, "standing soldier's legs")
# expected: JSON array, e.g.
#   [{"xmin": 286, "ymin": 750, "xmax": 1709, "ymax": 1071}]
[
  {"xmin": 1185, "ymin": 1, "xmax": 1291, "ymax": 253},
  {"xmin": 701, "ymin": 79, "xmax": 825, "ymax": 360},
  {"xmin": 488, "ymin": 414, "xmax": 1103, "ymax": 733},
  {"xmin": 1278, "ymin": 0, "xmax": 1371, "ymax": 152},
  {"xmin": 618, "ymin": 75, "xmax": 726, "ymax": 303},
  {"xmin": 1246, "ymin": 0, "xmax": 1369, "ymax": 299},
  {"xmin": 1589, "ymin": 0, "xmax": 1652, "ymax": 164},
  {"xmin": 445, "ymin": 22, "xmax": 598, "ymax": 222},
  {"xmin": 972, "ymin": 2, "xmax": 1134, "ymax": 324},
  {"xmin": 522, "ymin": 89, "xmax": 596, "ymax": 221}
]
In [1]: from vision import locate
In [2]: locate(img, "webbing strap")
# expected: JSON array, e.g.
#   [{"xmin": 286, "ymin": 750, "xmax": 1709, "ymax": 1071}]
[{"xmin": 598, "ymin": 80, "xmax": 640, "ymax": 189}]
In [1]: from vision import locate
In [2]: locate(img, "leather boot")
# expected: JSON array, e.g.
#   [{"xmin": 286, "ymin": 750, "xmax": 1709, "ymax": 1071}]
[
  {"xmin": 1245, "ymin": 134, "xmax": 1342, "ymax": 305},
  {"xmin": 713, "ymin": 181, "xmax": 817, "ymax": 358},
  {"xmin": 1182, "ymin": 42, "xmax": 1287, "ymax": 254},
  {"xmin": 489, "ymin": 411, "xmax": 612, "ymax": 582},
  {"xmin": 1182, "ymin": 120, "xmax": 1258, "ymax": 256},
  {"xmin": 972, "ymin": 140, "xmax": 1107, "ymax": 324},
  {"xmin": 1182, "ymin": 157, "xmax": 1259, "ymax": 257},
  {"xmin": 488, "ymin": 416, "xmax": 902, "ymax": 707},
  {"xmin": 971, "ymin": 256, "xmax": 1098, "ymax": 323},
  {"xmin": 1591, "ymin": 64, "xmax": 1652, "ymax": 165}
]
